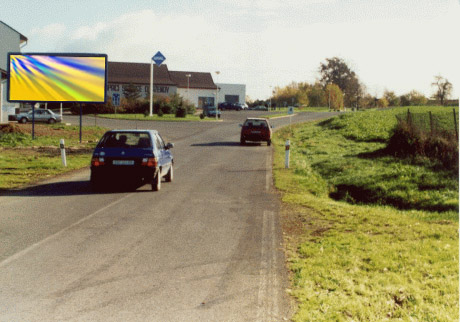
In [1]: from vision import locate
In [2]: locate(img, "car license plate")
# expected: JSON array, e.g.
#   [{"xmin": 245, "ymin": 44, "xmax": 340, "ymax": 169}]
[
  {"xmin": 251, "ymin": 131, "xmax": 261, "ymax": 134},
  {"xmin": 113, "ymin": 160, "xmax": 134, "ymax": 165}
]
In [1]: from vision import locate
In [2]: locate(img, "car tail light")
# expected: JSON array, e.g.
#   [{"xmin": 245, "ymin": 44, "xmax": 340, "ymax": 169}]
[
  {"xmin": 142, "ymin": 157, "xmax": 157, "ymax": 167},
  {"xmin": 91, "ymin": 157, "xmax": 105, "ymax": 166}
]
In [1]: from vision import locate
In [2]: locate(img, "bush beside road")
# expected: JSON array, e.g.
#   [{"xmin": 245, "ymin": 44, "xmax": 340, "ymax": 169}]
[{"xmin": 273, "ymin": 107, "xmax": 458, "ymax": 321}]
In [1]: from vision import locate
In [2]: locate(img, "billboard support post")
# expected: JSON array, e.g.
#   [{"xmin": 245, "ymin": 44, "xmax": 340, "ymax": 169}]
[
  {"xmin": 32, "ymin": 103, "xmax": 35, "ymax": 140},
  {"xmin": 79, "ymin": 103, "xmax": 82, "ymax": 143}
]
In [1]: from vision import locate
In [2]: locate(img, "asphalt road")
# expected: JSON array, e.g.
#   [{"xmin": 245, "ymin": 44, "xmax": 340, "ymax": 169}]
[{"xmin": 0, "ymin": 110, "xmax": 335, "ymax": 321}]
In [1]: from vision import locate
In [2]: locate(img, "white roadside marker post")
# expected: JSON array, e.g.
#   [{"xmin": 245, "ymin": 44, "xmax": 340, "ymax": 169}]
[
  {"xmin": 60, "ymin": 139, "xmax": 67, "ymax": 167},
  {"xmin": 285, "ymin": 140, "xmax": 290, "ymax": 169}
]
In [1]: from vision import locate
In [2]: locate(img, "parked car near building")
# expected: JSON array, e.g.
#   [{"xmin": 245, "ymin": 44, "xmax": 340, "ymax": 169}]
[
  {"xmin": 218, "ymin": 102, "xmax": 242, "ymax": 111},
  {"xmin": 12, "ymin": 109, "xmax": 62, "ymax": 124},
  {"xmin": 234, "ymin": 103, "xmax": 248, "ymax": 110},
  {"xmin": 90, "ymin": 130, "xmax": 174, "ymax": 191},
  {"xmin": 202, "ymin": 105, "xmax": 221, "ymax": 118},
  {"xmin": 239, "ymin": 118, "xmax": 273, "ymax": 146},
  {"xmin": 249, "ymin": 105, "xmax": 268, "ymax": 111}
]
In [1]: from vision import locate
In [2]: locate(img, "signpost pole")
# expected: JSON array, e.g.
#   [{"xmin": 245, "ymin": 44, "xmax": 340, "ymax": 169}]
[
  {"xmin": 150, "ymin": 52, "xmax": 166, "ymax": 117},
  {"xmin": 149, "ymin": 60, "xmax": 154, "ymax": 117}
]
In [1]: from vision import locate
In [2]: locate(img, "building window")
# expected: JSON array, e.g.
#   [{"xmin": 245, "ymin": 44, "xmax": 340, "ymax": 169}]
[
  {"xmin": 225, "ymin": 95, "xmax": 239, "ymax": 104},
  {"xmin": 198, "ymin": 97, "xmax": 214, "ymax": 108},
  {"xmin": 112, "ymin": 93, "xmax": 120, "ymax": 106}
]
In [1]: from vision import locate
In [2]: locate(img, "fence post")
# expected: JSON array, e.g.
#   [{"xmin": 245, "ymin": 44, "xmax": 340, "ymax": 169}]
[{"xmin": 453, "ymin": 108, "xmax": 458, "ymax": 140}]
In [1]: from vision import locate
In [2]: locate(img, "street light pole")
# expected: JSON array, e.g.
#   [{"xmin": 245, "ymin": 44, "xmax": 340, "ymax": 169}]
[
  {"xmin": 186, "ymin": 74, "xmax": 191, "ymax": 105},
  {"xmin": 269, "ymin": 85, "xmax": 272, "ymax": 111},
  {"xmin": 215, "ymin": 71, "xmax": 220, "ymax": 120}
]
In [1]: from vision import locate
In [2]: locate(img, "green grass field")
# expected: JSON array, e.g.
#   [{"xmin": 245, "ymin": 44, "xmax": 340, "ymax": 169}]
[
  {"xmin": 0, "ymin": 124, "xmax": 107, "ymax": 190},
  {"xmin": 273, "ymin": 106, "xmax": 458, "ymax": 321}
]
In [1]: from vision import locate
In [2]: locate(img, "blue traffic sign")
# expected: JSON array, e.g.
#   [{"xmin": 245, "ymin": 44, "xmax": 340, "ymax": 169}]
[{"xmin": 152, "ymin": 51, "xmax": 166, "ymax": 67}]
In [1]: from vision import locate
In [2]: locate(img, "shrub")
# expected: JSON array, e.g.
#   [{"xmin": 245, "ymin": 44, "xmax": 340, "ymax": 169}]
[
  {"xmin": 161, "ymin": 102, "xmax": 174, "ymax": 114},
  {"xmin": 70, "ymin": 102, "xmax": 115, "ymax": 115},
  {"xmin": 387, "ymin": 117, "xmax": 458, "ymax": 172},
  {"xmin": 175, "ymin": 106, "xmax": 187, "ymax": 118}
]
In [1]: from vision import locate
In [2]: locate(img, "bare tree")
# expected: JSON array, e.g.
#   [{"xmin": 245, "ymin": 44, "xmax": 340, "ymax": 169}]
[{"xmin": 431, "ymin": 75, "xmax": 453, "ymax": 106}]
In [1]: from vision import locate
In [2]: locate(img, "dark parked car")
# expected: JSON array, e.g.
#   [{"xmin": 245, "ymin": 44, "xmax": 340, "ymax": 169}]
[
  {"xmin": 218, "ymin": 102, "xmax": 242, "ymax": 111},
  {"xmin": 239, "ymin": 118, "xmax": 273, "ymax": 146},
  {"xmin": 90, "ymin": 130, "xmax": 174, "ymax": 191},
  {"xmin": 13, "ymin": 109, "xmax": 62, "ymax": 124}
]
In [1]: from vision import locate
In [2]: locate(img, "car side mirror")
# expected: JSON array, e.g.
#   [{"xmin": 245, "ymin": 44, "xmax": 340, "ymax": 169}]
[
  {"xmin": 166, "ymin": 143, "xmax": 174, "ymax": 149},
  {"xmin": 239, "ymin": 124, "xmax": 243, "ymax": 127}
]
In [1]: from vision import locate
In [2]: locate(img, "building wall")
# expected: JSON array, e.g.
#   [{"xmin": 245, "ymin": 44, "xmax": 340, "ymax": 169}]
[
  {"xmin": 0, "ymin": 23, "xmax": 21, "ymax": 73},
  {"xmin": 216, "ymin": 83, "xmax": 246, "ymax": 104},
  {"xmin": 177, "ymin": 87, "xmax": 218, "ymax": 108},
  {"xmin": 0, "ymin": 23, "xmax": 22, "ymax": 123}
]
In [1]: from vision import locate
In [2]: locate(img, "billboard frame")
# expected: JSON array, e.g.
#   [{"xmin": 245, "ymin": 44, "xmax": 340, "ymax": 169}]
[{"xmin": 6, "ymin": 52, "xmax": 108, "ymax": 104}]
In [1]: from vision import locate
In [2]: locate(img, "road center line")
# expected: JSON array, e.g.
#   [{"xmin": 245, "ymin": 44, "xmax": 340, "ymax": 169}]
[{"xmin": 0, "ymin": 193, "xmax": 133, "ymax": 268}]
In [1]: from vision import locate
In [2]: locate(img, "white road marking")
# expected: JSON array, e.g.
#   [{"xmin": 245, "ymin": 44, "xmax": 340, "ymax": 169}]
[{"xmin": 0, "ymin": 193, "xmax": 133, "ymax": 268}]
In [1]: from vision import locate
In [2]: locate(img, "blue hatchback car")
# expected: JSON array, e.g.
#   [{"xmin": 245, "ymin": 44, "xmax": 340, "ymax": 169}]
[{"xmin": 90, "ymin": 130, "xmax": 174, "ymax": 191}]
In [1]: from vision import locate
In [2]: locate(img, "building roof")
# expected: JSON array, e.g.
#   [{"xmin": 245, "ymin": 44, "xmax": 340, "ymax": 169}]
[
  {"xmin": 107, "ymin": 62, "xmax": 217, "ymax": 89},
  {"xmin": 169, "ymin": 71, "xmax": 217, "ymax": 90},
  {"xmin": 108, "ymin": 62, "xmax": 176, "ymax": 86},
  {"xmin": 0, "ymin": 21, "xmax": 28, "ymax": 44}
]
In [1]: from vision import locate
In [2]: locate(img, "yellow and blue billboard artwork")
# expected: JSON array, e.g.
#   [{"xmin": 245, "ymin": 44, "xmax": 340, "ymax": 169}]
[{"xmin": 8, "ymin": 54, "xmax": 107, "ymax": 102}]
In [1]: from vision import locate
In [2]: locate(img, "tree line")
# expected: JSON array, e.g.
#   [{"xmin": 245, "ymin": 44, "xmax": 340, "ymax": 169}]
[{"xmin": 249, "ymin": 57, "xmax": 455, "ymax": 110}]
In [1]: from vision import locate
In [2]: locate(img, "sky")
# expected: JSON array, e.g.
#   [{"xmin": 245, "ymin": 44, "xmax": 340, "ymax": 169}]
[{"xmin": 2, "ymin": 0, "xmax": 459, "ymax": 100}]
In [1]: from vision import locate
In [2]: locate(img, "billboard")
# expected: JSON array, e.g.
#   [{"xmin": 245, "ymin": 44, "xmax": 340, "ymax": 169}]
[{"xmin": 7, "ymin": 53, "xmax": 108, "ymax": 103}]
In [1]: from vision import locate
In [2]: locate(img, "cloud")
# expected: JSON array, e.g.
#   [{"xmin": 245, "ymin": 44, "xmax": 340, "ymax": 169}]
[
  {"xmin": 25, "ymin": 3, "xmax": 459, "ymax": 99},
  {"xmin": 30, "ymin": 23, "xmax": 66, "ymax": 38}
]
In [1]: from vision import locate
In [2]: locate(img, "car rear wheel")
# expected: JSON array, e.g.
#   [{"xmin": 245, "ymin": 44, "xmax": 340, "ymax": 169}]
[
  {"xmin": 240, "ymin": 137, "xmax": 246, "ymax": 145},
  {"xmin": 152, "ymin": 171, "xmax": 161, "ymax": 191},
  {"xmin": 267, "ymin": 139, "xmax": 271, "ymax": 146},
  {"xmin": 165, "ymin": 164, "xmax": 173, "ymax": 182}
]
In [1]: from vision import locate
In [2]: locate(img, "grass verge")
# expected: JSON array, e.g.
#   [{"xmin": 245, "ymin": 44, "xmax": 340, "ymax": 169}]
[
  {"xmin": 0, "ymin": 123, "xmax": 107, "ymax": 190},
  {"xmin": 273, "ymin": 108, "xmax": 458, "ymax": 321}
]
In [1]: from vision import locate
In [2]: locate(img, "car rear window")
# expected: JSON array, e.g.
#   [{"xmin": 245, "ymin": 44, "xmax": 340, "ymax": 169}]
[
  {"xmin": 98, "ymin": 132, "xmax": 152, "ymax": 148},
  {"xmin": 244, "ymin": 120, "xmax": 268, "ymax": 127}
]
